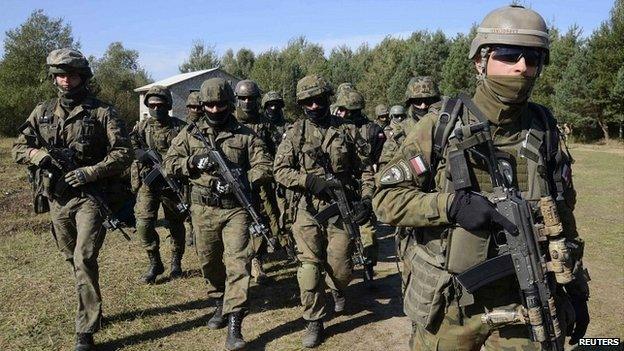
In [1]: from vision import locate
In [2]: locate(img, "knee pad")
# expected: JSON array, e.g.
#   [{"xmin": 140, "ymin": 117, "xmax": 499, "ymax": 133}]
[{"xmin": 297, "ymin": 263, "xmax": 321, "ymax": 292}]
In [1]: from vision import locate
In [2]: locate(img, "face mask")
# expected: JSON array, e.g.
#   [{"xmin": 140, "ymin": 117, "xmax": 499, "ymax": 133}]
[
  {"xmin": 237, "ymin": 98, "xmax": 259, "ymax": 113},
  {"xmin": 206, "ymin": 109, "xmax": 230, "ymax": 127},
  {"xmin": 412, "ymin": 108, "xmax": 428, "ymax": 118},
  {"xmin": 265, "ymin": 107, "xmax": 283, "ymax": 121},
  {"xmin": 57, "ymin": 81, "xmax": 89, "ymax": 108},
  {"xmin": 148, "ymin": 108, "xmax": 169, "ymax": 120},
  {"xmin": 483, "ymin": 75, "xmax": 536, "ymax": 104},
  {"xmin": 187, "ymin": 111, "xmax": 203, "ymax": 123},
  {"xmin": 304, "ymin": 105, "xmax": 329, "ymax": 123}
]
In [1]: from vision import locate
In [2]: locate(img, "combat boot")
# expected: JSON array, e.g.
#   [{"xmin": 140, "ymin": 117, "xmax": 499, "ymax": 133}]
[
  {"xmin": 251, "ymin": 257, "xmax": 268, "ymax": 284},
  {"xmin": 302, "ymin": 320, "xmax": 324, "ymax": 348},
  {"xmin": 169, "ymin": 251, "xmax": 183, "ymax": 279},
  {"xmin": 75, "ymin": 333, "xmax": 95, "ymax": 351},
  {"xmin": 225, "ymin": 311, "xmax": 246, "ymax": 350},
  {"xmin": 331, "ymin": 289, "xmax": 346, "ymax": 313},
  {"xmin": 140, "ymin": 250, "xmax": 164, "ymax": 284},
  {"xmin": 207, "ymin": 299, "xmax": 227, "ymax": 329}
]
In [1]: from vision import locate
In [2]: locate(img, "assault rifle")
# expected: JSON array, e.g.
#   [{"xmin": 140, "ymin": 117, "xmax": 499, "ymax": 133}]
[
  {"xmin": 313, "ymin": 175, "xmax": 374, "ymax": 283},
  {"xmin": 190, "ymin": 122, "xmax": 275, "ymax": 251},
  {"xmin": 18, "ymin": 121, "xmax": 131, "ymax": 241},
  {"xmin": 130, "ymin": 132, "xmax": 189, "ymax": 215},
  {"xmin": 452, "ymin": 120, "xmax": 565, "ymax": 351}
]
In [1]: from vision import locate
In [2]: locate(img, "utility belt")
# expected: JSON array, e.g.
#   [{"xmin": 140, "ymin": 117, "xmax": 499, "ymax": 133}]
[{"xmin": 190, "ymin": 187, "xmax": 238, "ymax": 209}]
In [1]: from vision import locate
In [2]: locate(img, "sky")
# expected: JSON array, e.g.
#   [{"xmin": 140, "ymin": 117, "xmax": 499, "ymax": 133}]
[{"xmin": 0, "ymin": 0, "xmax": 615, "ymax": 81}]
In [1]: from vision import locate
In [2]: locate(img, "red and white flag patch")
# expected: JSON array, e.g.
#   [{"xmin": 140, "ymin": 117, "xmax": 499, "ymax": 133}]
[{"xmin": 409, "ymin": 155, "xmax": 428, "ymax": 175}]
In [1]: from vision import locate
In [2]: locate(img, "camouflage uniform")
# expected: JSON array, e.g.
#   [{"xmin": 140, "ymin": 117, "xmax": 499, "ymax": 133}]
[
  {"xmin": 334, "ymin": 89, "xmax": 383, "ymax": 272},
  {"xmin": 12, "ymin": 48, "xmax": 132, "ymax": 350},
  {"xmin": 274, "ymin": 74, "xmax": 374, "ymax": 348},
  {"xmin": 261, "ymin": 91, "xmax": 294, "ymax": 251},
  {"xmin": 373, "ymin": 6, "xmax": 589, "ymax": 351},
  {"xmin": 131, "ymin": 85, "xmax": 187, "ymax": 283},
  {"xmin": 378, "ymin": 105, "xmax": 407, "ymax": 168},
  {"xmin": 184, "ymin": 91, "xmax": 203, "ymax": 246},
  {"xmin": 163, "ymin": 78, "xmax": 272, "ymax": 350}
]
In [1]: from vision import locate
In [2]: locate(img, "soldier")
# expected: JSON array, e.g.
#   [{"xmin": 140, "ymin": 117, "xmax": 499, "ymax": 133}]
[
  {"xmin": 163, "ymin": 77, "xmax": 272, "ymax": 350},
  {"xmin": 130, "ymin": 85, "xmax": 187, "ymax": 284},
  {"xmin": 261, "ymin": 90, "xmax": 297, "ymax": 258},
  {"xmin": 234, "ymin": 80, "xmax": 281, "ymax": 284},
  {"xmin": 373, "ymin": 5, "xmax": 590, "ymax": 350},
  {"xmin": 402, "ymin": 76, "xmax": 442, "ymax": 134},
  {"xmin": 184, "ymin": 90, "xmax": 203, "ymax": 247},
  {"xmin": 334, "ymin": 89, "xmax": 384, "ymax": 280},
  {"xmin": 12, "ymin": 48, "xmax": 133, "ymax": 351},
  {"xmin": 378, "ymin": 105, "xmax": 407, "ymax": 169},
  {"xmin": 186, "ymin": 90, "xmax": 203, "ymax": 123},
  {"xmin": 374, "ymin": 103, "xmax": 390, "ymax": 129},
  {"xmin": 274, "ymin": 74, "xmax": 374, "ymax": 348}
]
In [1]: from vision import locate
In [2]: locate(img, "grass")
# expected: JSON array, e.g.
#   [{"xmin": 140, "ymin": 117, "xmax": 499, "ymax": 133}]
[{"xmin": 0, "ymin": 138, "xmax": 622, "ymax": 350}]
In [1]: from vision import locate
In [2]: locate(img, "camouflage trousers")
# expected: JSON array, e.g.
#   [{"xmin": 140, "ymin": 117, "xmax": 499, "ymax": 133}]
[
  {"xmin": 191, "ymin": 204, "xmax": 253, "ymax": 315},
  {"xmin": 50, "ymin": 196, "xmax": 106, "ymax": 334},
  {"xmin": 360, "ymin": 217, "xmax": 378, "ymax": 266},
  {"xmin": 253, "ymin": 181, "xmax": 281, "ymax": 255},
  {"xmin": 134, "ymin": 185, "xmax": 186, "ymax": 254},
  {"xmin": 293, "ymin": 209, "xmax": 353, "ymax": 321}
]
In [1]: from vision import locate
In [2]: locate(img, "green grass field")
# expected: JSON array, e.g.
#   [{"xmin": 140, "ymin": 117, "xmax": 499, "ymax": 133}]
[{"xmin": 0, "ymin": 138, "xmax": 622, "ymax": 351}]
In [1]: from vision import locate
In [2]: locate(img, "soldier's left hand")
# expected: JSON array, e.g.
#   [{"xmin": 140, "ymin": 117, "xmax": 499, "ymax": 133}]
[
  {"xmin": 353, "ymin": 196, "xmax": 373, "ymax": 225},
  {"xmin": 64, "ymin": 167, "xmax": 97, "ymax": 188}
]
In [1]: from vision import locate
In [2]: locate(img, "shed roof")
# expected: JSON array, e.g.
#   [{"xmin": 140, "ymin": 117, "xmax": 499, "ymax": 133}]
[{"xmin": 134, "ymin": 68, "xmax": 219, "ymax": 92}]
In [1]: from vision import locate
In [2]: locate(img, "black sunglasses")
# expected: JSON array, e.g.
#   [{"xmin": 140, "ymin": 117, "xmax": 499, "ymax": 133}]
[
  {"xmin": 203, "ymin": 101, "xmax": 228, "ymax": 109},
  {"xmin": 300, "ymin": 97, "xmax": 327, "ymax": 108},
  {"xmin": 490, "ymin": 46, "xmax": 543, "ymax": 67}
]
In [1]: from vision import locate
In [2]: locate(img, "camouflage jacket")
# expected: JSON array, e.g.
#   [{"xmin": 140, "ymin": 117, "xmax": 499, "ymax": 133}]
[{"xmin": 274, "ymin": 115, "xmax": 374, "ymax": 212}]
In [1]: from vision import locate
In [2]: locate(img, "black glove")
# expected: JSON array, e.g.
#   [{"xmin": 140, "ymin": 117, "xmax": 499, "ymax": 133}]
[
  {"xmin": 567, "ymin": 295, "xmax": 590, "ymax": 345},
  {"xmin": 448, "ymin": 189, "xmax": 517, "ymax": 234},
  {"xmin": 353, "ymin": 197, "xmax": 373, "ymax": 225},
  {"xmin": 135, "ymin": 149, "xmax": 150, "ymax": 163},
  {"xmin": 305, "ymin": 174, "xmax": 335, "ymax": 199},
  {"xmin": 190, "ymin": 153, "xmax": 215, "ymax": 170}
]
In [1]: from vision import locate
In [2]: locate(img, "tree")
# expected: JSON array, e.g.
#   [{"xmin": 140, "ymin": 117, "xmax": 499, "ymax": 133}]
[
  {"xmin": 92, "ymin": 42, "xmax": 151, "ymax": 126},
  {"xmin": 440, "ymin": 27, "xmax": 478, "ymax": 96},
  {"xmin": 179, "ymin": 40, "xmax": 220, "ymax": 73},
  {"xmin": 0, "ymin": 9, "xmax": 78, "ymax": 135}
]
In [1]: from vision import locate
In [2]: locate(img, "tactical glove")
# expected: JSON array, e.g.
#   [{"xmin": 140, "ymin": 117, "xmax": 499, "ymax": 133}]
[
  {"xmin": 305, "ymin": 174, "xmax": 335, "ymax": 200},
  {"xmin": 191, "ymin": 154, "xmax": 216, "ymax": 171},
  {"xmin": 353, "ymin": 197, "xmax": 373, "ymax": 225},
  {"xmin": 448, "ymin": 189, "xmax": 517, "ymax": 234},
  {"xmin": 64, "ymin": 166, "xmax": 98, "ymax": 188},
  {"xmin": 30, "ymin": 149, "xmax": 52, "ymax": 168},
  {"xmin": 134, "ymin": 149, "xmax": 150, "ymax": 164},
  {"xmin": 567, "ymin": 294, "xmax": 590, "ymax": 345}
]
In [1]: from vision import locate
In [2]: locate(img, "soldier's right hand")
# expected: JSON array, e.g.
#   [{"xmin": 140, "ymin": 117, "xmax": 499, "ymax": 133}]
[
  {"xmin": 305, "ymin": 174, "xmax": 335, "ymax": 200},
  {"xmin": 448, "ymin": 190, "xmax": 517, "ymax": 234},
  {"xmin": 30, "ymin": 149, "xmax": 52, "ymax": 168}
]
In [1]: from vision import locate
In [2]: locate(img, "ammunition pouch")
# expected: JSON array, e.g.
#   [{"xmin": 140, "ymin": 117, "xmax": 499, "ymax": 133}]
[
  {"xmin": 403, "ymin": 238, "xmax": 453, "ymax": 331},
  {"xmin": 445, "ymin": 226, "xmax": 491, "ymax": 274}
]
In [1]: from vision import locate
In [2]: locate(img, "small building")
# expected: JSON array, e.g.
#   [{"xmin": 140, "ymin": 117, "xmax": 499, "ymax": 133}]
[{"xmin": 134, "ymin": 68, "xmax": 241, "ymax": 120}]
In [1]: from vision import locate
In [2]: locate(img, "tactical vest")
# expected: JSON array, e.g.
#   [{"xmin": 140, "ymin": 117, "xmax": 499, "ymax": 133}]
[{"xmin": 403, "ymin": 94, "xmax": 574, "ymax": 329}]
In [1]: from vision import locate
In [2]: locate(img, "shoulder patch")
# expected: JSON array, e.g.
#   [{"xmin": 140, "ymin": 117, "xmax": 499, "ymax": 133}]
[
  {"xmin": 409, "ymin": 154, "xmax": 428, "ymax": 175},
  {"xmin": 380, "ymin": 164, "xmax": 406, "ymax": 185}
]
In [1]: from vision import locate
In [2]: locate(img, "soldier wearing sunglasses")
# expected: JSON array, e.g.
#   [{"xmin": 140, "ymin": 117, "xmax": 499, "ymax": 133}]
[{"xmin": 374, "ymin": 5, "xmax": 589, "ymax": 351}]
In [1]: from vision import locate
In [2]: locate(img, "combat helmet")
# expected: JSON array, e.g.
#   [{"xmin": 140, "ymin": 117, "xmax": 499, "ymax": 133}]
[
  {"xmin": 335, "ymin": 90, "xmax": 365, "ymax": 110},
  {"xmin": 375, "ymin": 104, "xmax": 389, "ymax": 117},
  {"xmin": 46, "ymin": 48, "xmax": 92, "ymax": 79},
  {"xmin": 261, "ymin": 91, "xmax": 284, "ymax": 108},
  {"xmin": 404, "ymin": 76, "xmax": 440, "ymax": 103},
  {"xmin": 469, "ymin": 5, "xmax": 550, "ymax": 64},
  {"xmin": 200, "ymin": 78, "xmax": 235, "ymax": 105},
  {"xmin": 234, "ymin": 80, "xmax": 261, "ymax": 98},
  {"xmin": 144, "ymin": 85, "xmax": 173, "ymax": 109},
  {"xmin": 335, "ymin": 82, "xmax": 356, "ymax": 97},
  {"xmin": 296, "ymin": 74, "xmax": 333, "ymax": 102},
  {"xmin": 186, "ymin": 91, "xmax": 201, "ymax": 107},
  {"xmin": 389, "ymin": 105, "xmax": 407, "ymax": 118}
]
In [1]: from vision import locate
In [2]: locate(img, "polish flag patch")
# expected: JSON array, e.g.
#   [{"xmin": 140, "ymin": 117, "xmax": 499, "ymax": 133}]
[{"xmin": 409, "ymin": 155, "xmax": 428, "ymax": 175}]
